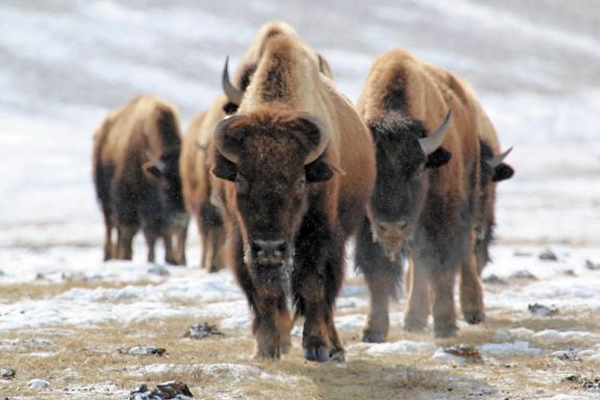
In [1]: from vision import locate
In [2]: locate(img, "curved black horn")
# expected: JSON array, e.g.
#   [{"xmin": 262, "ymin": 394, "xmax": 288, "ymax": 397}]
[
  {"xmin": 214, "ymin": 115, "xmax": 246, "ymax": 163},
  {"xmin": 486, "ymin": 146, "xmax": 513, "ymax": 168},
  {"xmin": 222, "ymin": 56, "xmax": 244, "ymax": 105},
  {"xmin": 418, "ymin": 109, "xmax": 452, "ymax": 156}
]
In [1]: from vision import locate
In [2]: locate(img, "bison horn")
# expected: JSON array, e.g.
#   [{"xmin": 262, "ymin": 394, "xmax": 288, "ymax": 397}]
[
  {"xmin": 145, "ymin": 150, "xmax": 165, "ymax": 172},
  {"xmin": 418, "ymin": 109, "xmax": 452, "ymax": 156},
  {"xmin": 299, "ymin": 114, "xmax": 330, "ymax": 165},
  {"xmin": 213, "ymin": 114, "xmax": 246, "ymax": 163},
  {"xmin": 485, "ymin": 146, "xmax": 513, "ymax": 168},
  {"xmin": 222, "ymin": 56, "xmax": 244, "ymax": 106}
]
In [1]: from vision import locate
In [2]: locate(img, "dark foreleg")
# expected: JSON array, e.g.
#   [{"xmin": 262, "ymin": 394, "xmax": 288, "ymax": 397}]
[
  {"xmin": 293, "ymin": 211, "xmax": 345, "ymax": 362},
  {"xmin": 355, "ymin": 218, "xmax": 403, "ymax": 343}
]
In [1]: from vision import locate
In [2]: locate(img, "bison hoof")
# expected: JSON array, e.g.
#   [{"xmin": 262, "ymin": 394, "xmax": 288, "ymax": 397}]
[
  {"xmin": 433, "ymin": 324, "xmax": 458, "ymax": 338},
  {"xmin": 304, "ymin": 346, "xmax": 330, "ymax": 362},
  {"xmin": 361, "ymin": 331, "xmax": 386, "ymax": 343},
  {"xmin": 254, "ymin": 347, "xmax": 280, "ymax": 360},
  {"xmin": 463, "ymin": 311, "xmax": 485, "ymax": 325}
]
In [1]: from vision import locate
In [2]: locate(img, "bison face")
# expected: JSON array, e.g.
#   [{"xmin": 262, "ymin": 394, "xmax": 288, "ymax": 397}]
[
  {"xmin": 211, "ymin": 110, "xmax": 334, "ymax": 273},
  {"xmin": 368, "ymin": 111, "xmax": 452, "ymax": 258},
  {"xmin": 143, "ymin": 149, "xmax": 189, "ymax": 231}
]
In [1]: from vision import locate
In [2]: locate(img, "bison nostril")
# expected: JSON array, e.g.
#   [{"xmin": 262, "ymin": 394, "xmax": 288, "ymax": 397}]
[
  {"xmin": 253, "ymin": 240, "xmax": 286, "ymax": 255},
  {"xmin": 398, "ymin": 219, "xmax": 408, "ymax": 229}
]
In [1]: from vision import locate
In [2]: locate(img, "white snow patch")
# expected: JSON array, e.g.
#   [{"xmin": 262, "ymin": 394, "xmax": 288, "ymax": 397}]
[
  {"xmin": 478, "ymin": 340, "xmax": 541, "ymax": 357},
  {"xmin": 354, "ymin": 340, "xmax": 436, "ymax": 356},
  {"xmin": 532, "ymin": 330, "xmax": 598, "ymax": 343},
  {"xmin": 126, "ymin": 363, "xmax": 302, "ymax": 384}
]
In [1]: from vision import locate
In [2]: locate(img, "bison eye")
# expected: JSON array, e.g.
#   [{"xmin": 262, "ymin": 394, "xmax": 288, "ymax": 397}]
[{"xmin": 236, "ymin": 175, "xmax": 249, "ymax": 194}]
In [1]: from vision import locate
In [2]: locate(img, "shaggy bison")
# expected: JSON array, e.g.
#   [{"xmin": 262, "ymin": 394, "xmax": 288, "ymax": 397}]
[
  {"xmin": 355, "ymin": 49, "xmax": 511, "ymax": 340},
  {"xmin": 93, "ymin": 95, "xmax": 188, "ymax": 265},
  {"xmin": 209, "ymin": 32, "xmax": 375, "ymax": 361},
  {"xmin": 180, "ymin": 21, "xmax": 332, "ymax": 272}
]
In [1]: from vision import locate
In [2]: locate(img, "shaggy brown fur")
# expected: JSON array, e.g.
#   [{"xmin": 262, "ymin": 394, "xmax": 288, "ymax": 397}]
[
  {"xmin": 181, "ymin": 21, "xmax": 333, "ymax": 272},
  {"xmin": 180, "ymin": 96, "xmax": 231, "ymax": 271},
  {"xmin": 212, "ymin": 33, "xmax": 375, "ymax": 362},
  {"xmin": 93, "ymin": 95, "xmax": 188, "ymax": 265},
  {"xmin": 356, "ymin": 49, "xmax": 501, "ymax": 340}
]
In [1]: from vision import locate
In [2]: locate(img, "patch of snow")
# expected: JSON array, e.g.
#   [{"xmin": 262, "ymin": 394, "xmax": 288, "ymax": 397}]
[
  {"xmin": 532, "ymin": 330, "xmax": 598, "ymax": 343},
  {"xmin": 478, "ymin": 340, "xmax": 541, "ymax": 357},
  {"xmin": 356, "ymin": 340, "xmax": 436, "ymax": 356}
]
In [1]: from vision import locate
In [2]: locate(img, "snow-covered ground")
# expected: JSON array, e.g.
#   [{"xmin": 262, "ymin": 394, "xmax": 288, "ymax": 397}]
[{"xmin": 1, "ymin": 1, "xmax": 600, "ymax": 399}]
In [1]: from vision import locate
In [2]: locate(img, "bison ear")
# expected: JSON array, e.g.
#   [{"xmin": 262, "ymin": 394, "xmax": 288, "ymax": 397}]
[
  {"xmin": 211, "ymin": 152, "xmax": 237, "ymax": 182},
  {"xmin": 425, "ymin": 147, "xmax": 451, "ymax": 168},
  {"xmin": 142, "ymin": 161, "xmax": 163, "ymax": 179},
  {"xmin": 492, "ymin": 163, "xmax": 514, "ymax": 182}
]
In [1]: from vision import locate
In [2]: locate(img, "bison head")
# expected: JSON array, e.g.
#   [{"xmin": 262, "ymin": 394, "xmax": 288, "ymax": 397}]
[
  {"xmin": 143, "ymin": 149, "xmax": 189, "ymax": 235},
  {"xmin": 481, "ymin": 144, "xmax": 514, "ymax": 184},
  {"xmin": 368, "ymin": 110, "xmax": 452, "ymax": 259},
  {"xmin": 211, "ymin": 110, "xmax": 335, "ymax": 275}
]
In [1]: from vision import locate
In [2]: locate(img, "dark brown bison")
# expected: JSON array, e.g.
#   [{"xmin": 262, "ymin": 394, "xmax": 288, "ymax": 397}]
[
  {"xmin": 209, "ymin": 33, "xmax": 375, "ymax": 361},
  {"xmin": 355, "ymin": 49, "xmax": 511, "ymax": 340},
  {"xmin": 93, "ymin": 95, "xmax": 188, "ymax": 265},
  {"xmin": 181, "ymin": 21, "xmax": 333, "ymax": 272}
]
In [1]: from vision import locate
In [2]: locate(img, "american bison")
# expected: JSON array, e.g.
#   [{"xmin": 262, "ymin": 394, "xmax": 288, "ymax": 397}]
[
  {"xmin": 181, "ymin": 21, "xmax": 332, "ymax": 272},
  {"xmin": 355, "ymin": 49, "xmax": 511, "ymax": 340},
  {"xmin": 209, "ymin": 32, "xmax": 375, "ymax": 361},
  {"xmin": 93, "ymin": 95, "xmax": 188, "ymax": 265}
]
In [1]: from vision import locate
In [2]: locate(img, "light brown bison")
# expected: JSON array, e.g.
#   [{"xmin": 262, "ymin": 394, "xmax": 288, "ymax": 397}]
[
  {"xmin": 93, "ymin": 95, "xmax": 188, "ymax": 265},
  {"xmin": 209, "ymin": 33, "xmax": 375, "ymax": 361},
  {"xmin": 180, "ymin": 96, "xmax": 230, "ymax": 271},
  {"xmin": 355, "ymin": 49, "xmax": 511, "ymax": 340},
  {"xmin": 181, "ymin": 21, "xmax": 333, "ymax": 272}
]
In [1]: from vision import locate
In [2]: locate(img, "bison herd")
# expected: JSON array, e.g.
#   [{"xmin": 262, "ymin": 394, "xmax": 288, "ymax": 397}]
[{"xmin": 92, "ymin": 21, "xmax": 514, "ymax": 363}]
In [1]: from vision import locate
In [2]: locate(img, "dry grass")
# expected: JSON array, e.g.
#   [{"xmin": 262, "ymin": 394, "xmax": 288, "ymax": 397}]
[{"xmin": 2, "ymin": 281, "xmax": 600, "ymax": 399}]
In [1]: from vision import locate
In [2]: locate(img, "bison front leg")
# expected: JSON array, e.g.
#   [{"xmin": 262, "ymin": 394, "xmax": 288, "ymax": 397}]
[
  {"xmin": 116, "ymin": 225, "xmax": 136, "ymax": 260},
  {"xmin": 403, "ymin": 257, "xmax": 431, "ymax": 332},
  {"xmin": 252, "ymin": 295, "xmax": 292, "ymax": 359},
  {"xmin": 103, "ymin": 219, "xmax": 114, "ymax": 261},
  {"xmin": 460, "ymin": 251, "xmax": 485, "ymax": 324},
  {"xmin": 294, "ymin": 217, "xmax": 345, "ymax": 362},
  {"xmin": 431, "ymin": 268, "xmax": 458, "ymax": 338},
  {"xmin": 355, "ymin": 218, "xmax": 403, "ymax": 343},
  {"xmin": 231, "ymin": 236, "xmax": 291, "ymax": 359},
  {"xmin": 200, "ymin": 203, "xmax": 226, "ymax": 272}
]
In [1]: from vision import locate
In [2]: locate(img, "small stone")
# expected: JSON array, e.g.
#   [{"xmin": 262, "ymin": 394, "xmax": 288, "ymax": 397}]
[
  {"xmin": 443, "ymin": 345, "xmax": 484, "ymax": 364},
  {"xmin": 514, "ymin": 250, "xmax": 533, "ymax": 257},
  {"xmin": 148, "ymin": 265, "xmax": 170, "ymax": 276},
  {"xmin": 184, "ymin": 323, "xmax": 224, "ymax": 339},
  {"xmin": 552, "ymin": 349, "xmax": 579, "ymax": 361},
  {"xmin": 509, "ymin": 270, "xmax": 538, "ymax": 281},
  {"xmin": 126, "ymin": 345, "xmax": 166, "ymax": 356},
  {"xmin": 0, "ymin": 368, "xmax": 15, "ymax": 379},
  {"xmin": 129, "ymin": 381, "xmax": 194, "ymax": 399},
  {"xmin": 585, "ymin": 260, "xmax": 600, "ymax": 271},
  {"xmin": 528, "ymin": 303, "xmax": 559, "ymax": 317},
  {"xmin": 562, "ymin": 269, "xmax": 576, "ymax": 277},
  {"xmin": 482, "ymin": 274, "xmax": 508, "ymax": 285},
  {"xmin": 28, "ymin": 379, "xmax": 50, "ymax": 389},
  {"xmin": 539, "ymin": 249, "xmax": 558, "ymax": 261},
  {"xmin": 35, "ymin": 273, "xmax": 46, "ymax": 281},
  {"xmin": 0, "ymin": 270, "xmax": 5, "ymax": 276}
]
